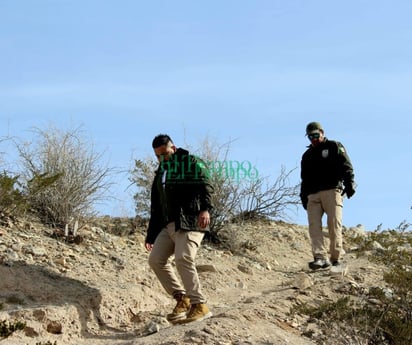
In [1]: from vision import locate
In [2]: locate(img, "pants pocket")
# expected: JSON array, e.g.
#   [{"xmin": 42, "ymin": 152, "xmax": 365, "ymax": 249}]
[
  {"xmin": 186, "ymin": 231, "xmax": 204, "ymax": 247},
  {"xmin": 335, "ymin": 190, "xmax": 343, "ymax": 207}
]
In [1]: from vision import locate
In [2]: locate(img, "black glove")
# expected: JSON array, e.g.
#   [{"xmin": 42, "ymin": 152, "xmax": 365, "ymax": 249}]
[{"xmin": 342, "ymin": 183, "xmax": 355, "ymax": 199}]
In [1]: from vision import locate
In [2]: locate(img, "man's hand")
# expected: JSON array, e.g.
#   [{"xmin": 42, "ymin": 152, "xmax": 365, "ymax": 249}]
[
  {"xmin": 145, "ymin": 243, "xmax": 153, "ymax": 251},
  {"xmin": 198, "ymin": 210, "xmax": 210, "ymax": 229},
  {"xmin": 342, "ymin": 184, "xmax": 356, "ymax": 199}
]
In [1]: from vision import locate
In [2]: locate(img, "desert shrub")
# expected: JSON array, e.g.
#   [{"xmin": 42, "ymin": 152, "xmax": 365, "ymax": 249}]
[
  {"xmin": 0, "ymin": 319, "xmax": 26, "ymax": 339},
  {"xmin": 15, "ymin": 125, "xmax": 113, "ymax": 227},
  {"xmin": 364, "ymin": 223, "xmax": 412, "ymax": 345},
  {"xmin": 191, "ymin": 138, "xmax": 300, "ymax": 233},
  {"xmin": 293, "ymin": 296, "xmax": 353, "ymax": 320},
  {"xmin": 292, "ymin": 222, "xmax": 412, "ymax": 345},
  {"xmin": 292, "ymin": 296, "xmax": 383, "ymax": 344},
  {"xmin": 228, "ymin": 165, "xmax": 300, "ymax": 221}
]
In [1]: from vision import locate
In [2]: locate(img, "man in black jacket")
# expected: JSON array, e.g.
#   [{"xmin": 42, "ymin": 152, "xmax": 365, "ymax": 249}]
[
  {"xmin": 145, "ymin": 134, "xmax": 214, "ymax": 323},
  {"xmin": 300, "ymin": 122, "xmax": 356, "ymax": 270}
]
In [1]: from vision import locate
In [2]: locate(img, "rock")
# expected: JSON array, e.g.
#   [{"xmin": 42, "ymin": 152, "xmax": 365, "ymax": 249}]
[
  {"xmin": 371, "ymin": 241, "xmax": 385, "ymax": 252},
  {"xmin": 33, "ymin": 309, "xmax": 47, "ymax": 322},
  {"xmin": 196, "ymin": 264, "xmax": 218, "ymax": 273},
  {"xmin": 54, "ymin": 257, "xmax": 67, "ymax": 266},
  {"xmin": 237, "ymin": 264, "xmax": 253, "ymax": 275},
  {"xmin": 144, "ymin": 321, "xmax": 160, "ymax": 334},
  {"xmin": 23, "ymin": 245, "xmax": 47, "ymax": 257},
  {"xmin": 24, "ymin": 326, "xmax": 39, "ymax": 337},
  {"xmin": 290, "ymin": 273, "xmax": 313, "ymax": 290},
  {"xmin": 330, "ymin": 263, "xmax": 347, "ymax": 276},
  {"xmin": 46, "ymin": 320, "xmax": 63, "ymax": 334}
]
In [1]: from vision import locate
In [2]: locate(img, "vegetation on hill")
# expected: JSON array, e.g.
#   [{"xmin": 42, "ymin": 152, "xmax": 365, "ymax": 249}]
[
  {"xmin": 291, "ymin": 222, "xmax": 412, "ymax": 345},
  {"xmin": 1, "ymin": 124, "xmax": 411, "ymax": 344}
]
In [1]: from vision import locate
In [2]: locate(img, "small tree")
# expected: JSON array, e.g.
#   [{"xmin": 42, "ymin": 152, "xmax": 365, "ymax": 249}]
[
  {"xmin": 16, "ymin": 125, "xmax": 113, "ymax": 227},
  {"xmin": 130, "ymin": 157, "xmax": 158, "ymax": 219}
]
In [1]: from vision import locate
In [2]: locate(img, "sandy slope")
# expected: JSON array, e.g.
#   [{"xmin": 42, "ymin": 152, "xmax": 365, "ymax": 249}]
[{"xmin": 0, "ymin": 218, "xmax": 381, "ymax": 345}]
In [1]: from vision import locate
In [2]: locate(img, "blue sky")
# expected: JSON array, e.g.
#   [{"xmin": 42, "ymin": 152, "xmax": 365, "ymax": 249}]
[{"xmin": 1, "ymin": 0, "xmax": 411, "ymax": 231}]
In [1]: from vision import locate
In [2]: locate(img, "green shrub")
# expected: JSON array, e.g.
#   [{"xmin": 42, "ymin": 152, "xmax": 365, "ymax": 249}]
[
  {"xmin": 0, "ymin": 172, "xmax": 26, "ymax": 215},
  {"xmin": 0, "ymin": 319, "xmax": 26, "ymax": 338},
  {"xmin": 0, "ymin": 171, "xmax": 60, "ymax": 223}
]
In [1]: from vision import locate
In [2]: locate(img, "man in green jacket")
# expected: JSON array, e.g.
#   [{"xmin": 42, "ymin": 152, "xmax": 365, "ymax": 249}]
[
  {"xmin": 145, "ymin": 134, "xmax": 214, "ymax": 323},
  {"xmin": 300, "ymin": 122, "xmax": 356, "ymax": 270}
]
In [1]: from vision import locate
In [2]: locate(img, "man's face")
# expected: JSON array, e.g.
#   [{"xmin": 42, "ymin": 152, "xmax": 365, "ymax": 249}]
[
  {"xmin": 308, "ymin": 130, "xmax": 324, "ymax": 147},
  {"xmin": 154, "ymin": 143, "xmax": 176, "ymax": 162}
]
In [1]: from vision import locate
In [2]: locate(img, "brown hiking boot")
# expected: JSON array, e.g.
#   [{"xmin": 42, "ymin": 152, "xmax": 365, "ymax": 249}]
[
  {"xmin": 167, "ymin": 294, "xmax": 191, "ymax": 322},
  {"xmin": 177, "ymin": 303, "xmax": 212, "ymax": 324}
]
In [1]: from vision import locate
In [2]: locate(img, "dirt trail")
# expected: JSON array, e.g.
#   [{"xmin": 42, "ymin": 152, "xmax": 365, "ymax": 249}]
[{"xmin": 0, "ymin": 219, "xmax": 378, "ymax": 344}]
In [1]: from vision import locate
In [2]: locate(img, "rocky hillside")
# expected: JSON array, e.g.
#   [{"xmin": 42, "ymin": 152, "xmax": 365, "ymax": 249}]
[{"xmin": 0, "ymin": 217, "xmax": 395, "ymax": 345}]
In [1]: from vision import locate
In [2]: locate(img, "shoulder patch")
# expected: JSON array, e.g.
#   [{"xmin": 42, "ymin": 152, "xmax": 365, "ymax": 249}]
[{"xmin": 338, "ymin": 146, "xmax": 345, "ymax": 154}]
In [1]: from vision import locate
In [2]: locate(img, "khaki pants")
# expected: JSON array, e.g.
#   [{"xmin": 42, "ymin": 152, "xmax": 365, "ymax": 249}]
[
  {"xmin": 148, "ymin": 222, "xmax": 206, "ymax": 304},
  {"xmin": 307, "ymin": 189, "xmax": 344, "ymax": 261}
]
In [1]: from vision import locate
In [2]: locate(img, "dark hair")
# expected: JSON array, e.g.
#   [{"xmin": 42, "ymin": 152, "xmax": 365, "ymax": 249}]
[{"xmin": 152, "ymin": 134, "xmax": 173, "ymax": 149}]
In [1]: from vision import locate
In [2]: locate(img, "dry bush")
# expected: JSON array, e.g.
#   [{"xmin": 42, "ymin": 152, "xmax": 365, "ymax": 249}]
[
  {"xmin": 15, "ymin": 125, "xmax": 113, "ymax": 227},
  {"xmin": 229, "ymin": 165, "xmax": 300, "ymax": 222},
  {"xmin": 292, "ymin": 221, "xmax": 412, "ymax": 345},
  {"xmin": 181, "ymin": 136, "xmax": 300, "ymax": 240}
]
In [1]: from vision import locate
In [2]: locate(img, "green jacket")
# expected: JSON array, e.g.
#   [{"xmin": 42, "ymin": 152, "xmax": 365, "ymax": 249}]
[{"xmin": 146, "ymin": 148, "xmax": 214, "ymax": 244}]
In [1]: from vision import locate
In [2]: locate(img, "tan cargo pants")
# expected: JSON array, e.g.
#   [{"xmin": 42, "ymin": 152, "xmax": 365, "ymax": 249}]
[
  {"xmin": 148, "ymin": 222, "xmax": 206, "ymax": 304},
  {"xmin": 307, "ymin": 189, "xmax": 344, "ymax": 261}
]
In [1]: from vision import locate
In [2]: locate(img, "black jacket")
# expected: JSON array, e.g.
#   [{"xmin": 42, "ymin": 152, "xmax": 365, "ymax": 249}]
[
  {"xmin": 300, "ymin": 138, "xmax": 355, "ymax": 207},
  {"xmin": 145, "ymin": 148, "xmax": 214, "ymax": 244}
]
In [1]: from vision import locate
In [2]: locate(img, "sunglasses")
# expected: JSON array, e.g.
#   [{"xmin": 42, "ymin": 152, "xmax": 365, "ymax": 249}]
[
  {"xmin": 155, "ymin": 152, "xmax": 170, "ymax": 158},
  {"xmin": 308, "ymin": 133, "xmax": 320, "ymax": 140}
]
